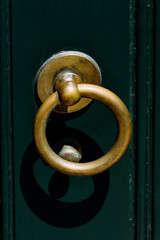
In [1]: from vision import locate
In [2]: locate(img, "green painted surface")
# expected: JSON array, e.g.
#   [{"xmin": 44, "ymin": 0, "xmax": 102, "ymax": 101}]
[
  {"xmin": 1, "ymin": 0, "xmax": 159, "ymax": 240},
  {"xmin": 11, "ymin": 1, "xmax": 131, "ymax": 239},
  {"xmin": 154, "ymin": 1, "xmax": 160, "ymax": 239}
]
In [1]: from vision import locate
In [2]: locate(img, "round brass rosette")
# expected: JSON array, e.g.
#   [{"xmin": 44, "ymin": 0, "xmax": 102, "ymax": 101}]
[{"xmin": 36, "ymin": 51, "xmax": 101, "ymax": 113}]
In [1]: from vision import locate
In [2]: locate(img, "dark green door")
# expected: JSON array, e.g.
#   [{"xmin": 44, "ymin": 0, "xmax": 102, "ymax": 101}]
[{"xmin": 1, "ymin": 0, "xmax": 160, "ymax": 239}]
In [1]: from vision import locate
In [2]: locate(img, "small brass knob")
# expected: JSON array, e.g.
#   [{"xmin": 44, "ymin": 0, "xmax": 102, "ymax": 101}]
[{"xmin": 55, "ymin": 71, "xmax": 81, "ymax": 106}]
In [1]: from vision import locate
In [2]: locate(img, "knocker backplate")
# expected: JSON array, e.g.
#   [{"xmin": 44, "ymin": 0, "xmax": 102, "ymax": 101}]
[{"xmin": 36, "ymin": 51, "xmax": 102, "ymax": 113}]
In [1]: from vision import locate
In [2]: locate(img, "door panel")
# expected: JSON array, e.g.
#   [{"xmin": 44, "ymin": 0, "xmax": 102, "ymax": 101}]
[
  {"xmin": 1, "ymin": 0, "xmax": 159, "ymax": 239},
  {"xmin": 12, "ymin": 1, "xmax": 131, "ymax": 239}
]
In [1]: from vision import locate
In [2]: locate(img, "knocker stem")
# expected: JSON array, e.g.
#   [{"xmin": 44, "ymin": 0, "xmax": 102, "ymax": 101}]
[{"xmin": 54, "ymin": 70, "xmax": 81, "ymax": 106}]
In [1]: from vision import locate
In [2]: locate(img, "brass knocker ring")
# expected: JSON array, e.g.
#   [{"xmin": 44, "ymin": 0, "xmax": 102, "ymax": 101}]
[{"xmin": 34, "ymin": 83, "xmax": 132, "ymax": 176}]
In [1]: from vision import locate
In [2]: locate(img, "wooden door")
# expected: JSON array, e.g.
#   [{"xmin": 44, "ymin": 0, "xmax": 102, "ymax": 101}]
[{"xmin": 0, "ymin": 0, "xmax": 160, "ymax": 239}]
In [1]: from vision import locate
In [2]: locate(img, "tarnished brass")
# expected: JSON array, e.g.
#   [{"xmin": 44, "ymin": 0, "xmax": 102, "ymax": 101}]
[
  {"xmin": 54, "ymin": 70, "xmax": 82, "ymax": 90},
  {"xmin": 58, "ymin": 145, "xmax": 82, "ymax": 163},
  {"xmin": 36, "ymin": 51, "xmax": 101, "ymax": 113},
  {"xmin": 34, "ymin": 84, "xmax": 132, "ymax": 177},
  {"xmin": 55, "ymin": 71, "xmax": 81, "ymax": 106}
]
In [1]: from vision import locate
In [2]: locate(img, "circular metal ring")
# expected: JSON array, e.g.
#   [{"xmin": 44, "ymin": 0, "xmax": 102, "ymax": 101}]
[{"xmin": 34, "ymin": 84, "xmax": 132, "ymax": 176}]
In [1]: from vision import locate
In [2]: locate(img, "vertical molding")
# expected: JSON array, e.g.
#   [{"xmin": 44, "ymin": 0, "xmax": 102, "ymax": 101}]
[
  {"xmin": 130, "ymin": 0, "xmax": 155, "ymax": 239},
  {"xmin": 129, "ymin": 0, "xmax": 137, "ymax": 240},
  {"xmin": 0, "ymin": 0, "xmax": 14, "ymax": 240},
  {"xmin": 137, "ymin": 0, "xmax": 154, "ymax": 239},
  {"xmin": 154, "ymin": 0, "xmax": 160, "ymax": 239},
  {"xmin": 145, "ymin": 0, "xmax": 154, "ymax": 239}
]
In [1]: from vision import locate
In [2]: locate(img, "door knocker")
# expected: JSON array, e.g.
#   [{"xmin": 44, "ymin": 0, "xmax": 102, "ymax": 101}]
[{"xmin": 34, "ymin": 51, "xmax": 132, "ymax": 176}]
